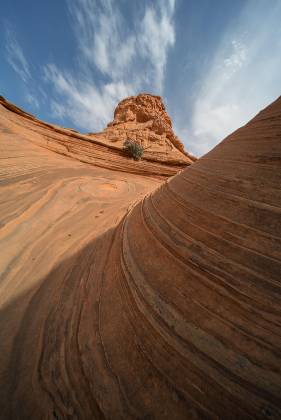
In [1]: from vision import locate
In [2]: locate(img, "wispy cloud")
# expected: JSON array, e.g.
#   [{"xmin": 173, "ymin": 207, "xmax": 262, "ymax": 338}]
[
  {"xmin": 139, "ymin": 4, "xmax": 175, "ymax": 91},
  {"xmin": 43, "ymin": 63, "xmax": 133, "ymax": 130},
  {"xmin": 5, "ymin": 27, "xmax": 31, "ymax": 83},
  {"xmin": 25, "ymin": 92, "xmax": 40, "ymax": 109},
  {"xmin": 67, "ymin": 0, "xmax": 136, "ymax": 81},
  {"xmin": 43, "ymin": 0, "xmax": 176, "ymax": 131},
  {"xmin": 182, "ymin": 1, "xmax": 281, "ymax": 156}
]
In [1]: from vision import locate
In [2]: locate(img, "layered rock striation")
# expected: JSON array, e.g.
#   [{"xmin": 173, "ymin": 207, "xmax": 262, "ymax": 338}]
[
  {"xmin": 0, "ymin": 94, "xmax": 281, "ymax": 419},
  {"xmin": 0, "ymin": 95, "xmax": 194, "ymax": 178}
]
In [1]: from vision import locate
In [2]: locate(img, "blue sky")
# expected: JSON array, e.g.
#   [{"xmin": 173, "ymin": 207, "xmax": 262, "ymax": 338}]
[{"xmin": 1, "ymin": 0, "xmax": 281, "ymax": 156}]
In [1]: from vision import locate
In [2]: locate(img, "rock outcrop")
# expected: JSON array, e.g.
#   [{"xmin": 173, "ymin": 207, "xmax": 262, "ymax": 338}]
[
  {"xmin": 88, "ymin": 93, "xmax": 196, "ymax": 165},
  {"xmin": 0, "ymin": 95, "xmax": 194, "ymax": 178},
  {"xmin": 0, "ymin": 94, "xmax": 281, "ymax": 419}
]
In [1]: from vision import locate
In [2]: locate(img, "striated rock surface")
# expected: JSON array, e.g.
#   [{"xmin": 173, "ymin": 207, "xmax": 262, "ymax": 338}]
[
  {"xmin": 88, "ymin": 93, "xmax": 196, "ymax": 165},
  {"xmin": 0, "ymin": 94, "xmax": 281, "ymax": 419},
  {"xmin": 0, "ymin": 95, "xmax": 194, "ymax": 178}
]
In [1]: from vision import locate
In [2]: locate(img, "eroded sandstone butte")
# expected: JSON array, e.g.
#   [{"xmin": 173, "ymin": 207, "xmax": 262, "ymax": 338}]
[
  {"xmin": 88, "ymin": 93, "xmax": 196, "ymax": 165},
  {"xmin": 0, "ymin": 94, "xmax": 281, "ymax": 419}
]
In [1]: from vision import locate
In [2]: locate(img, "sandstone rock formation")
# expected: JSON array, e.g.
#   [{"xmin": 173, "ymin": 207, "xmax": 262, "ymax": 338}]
[
  {"xmin": 88, "ymin": 93, "xmax": 196, "ymax": 165},
  {"xmin": 0, "ymin": 94, "xmax": 280, "ymax": 419},
  {"xmin": 0, "ymin": 95, "xmax": 194, "ymax": 178}
]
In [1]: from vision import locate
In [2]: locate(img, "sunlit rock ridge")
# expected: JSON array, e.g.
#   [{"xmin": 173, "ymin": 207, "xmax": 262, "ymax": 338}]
[{"xmin": 0, "ymin": 93, "xmax": 280, "ymax": 419}]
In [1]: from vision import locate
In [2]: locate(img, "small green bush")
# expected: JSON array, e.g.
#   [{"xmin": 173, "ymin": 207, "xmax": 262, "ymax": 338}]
[{"xmin": 123, "ymin": 139, "xmax": 144, "ymax": 160}]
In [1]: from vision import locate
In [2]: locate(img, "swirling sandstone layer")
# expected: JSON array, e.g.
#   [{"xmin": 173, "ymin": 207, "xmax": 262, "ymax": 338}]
[{"xmin": 0, "ymin": 94, "xmax": 281, "ymax": 419}]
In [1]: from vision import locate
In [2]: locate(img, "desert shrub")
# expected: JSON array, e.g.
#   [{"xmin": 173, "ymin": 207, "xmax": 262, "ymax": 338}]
[{"xmin": 123, "ymin": 139, "xmax": 144, "ymax": 160}]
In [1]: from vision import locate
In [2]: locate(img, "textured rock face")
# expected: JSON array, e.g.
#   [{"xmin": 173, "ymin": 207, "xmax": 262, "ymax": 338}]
[
  {"xmin": 0, "ymin": 94, "xmax": 281, "ymax": 419},
  {"xmin": 89, "ymin": 93, "xmax": 196, "ymax": 165},
  {"xmin": 0, "ymin": 95, "xmax": 191, "ymax": 178}
]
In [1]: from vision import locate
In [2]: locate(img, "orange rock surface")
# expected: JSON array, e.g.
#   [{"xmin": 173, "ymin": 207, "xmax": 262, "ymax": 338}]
[
  {"xmin": 0, "ymin": 95, "xmax": 194, "ymax": 178},
  {"xmin": 88, "ymin": 93, "xmax": 196, "ymax": 165},
  {"xmin": 0, "ymin": 94, "xmax": 280, "ymax": 419}
]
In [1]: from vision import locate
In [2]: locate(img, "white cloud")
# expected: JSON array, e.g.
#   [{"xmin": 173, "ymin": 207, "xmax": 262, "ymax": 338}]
[
  {"xmin": 223, "ymin": 40, "xmax": 247, "ymax": 76},
  {"xmin": 43, "ymin": 64, "xmax": 134, "ymax": 131},
  {"xmin": 68, "ymin": 0, "xmax": 136, "ymax": 80},
  {"xmin": 25, "ymin": 93, "xmax": 40, "ymax": 109},
  {"xmin": 139, "ymin": 5, "xmax": 175, "ymax": 91},
  {"xmin": 181, "ymin": 1, "xmax": 281, "ymax": 157},
  {"xmin": 5, "ymin": 28, "xmax": 31, "ymax": 83},
  {"xmin": 43, "ymin": 0, "xmax": 176, "ymax": 131}
]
